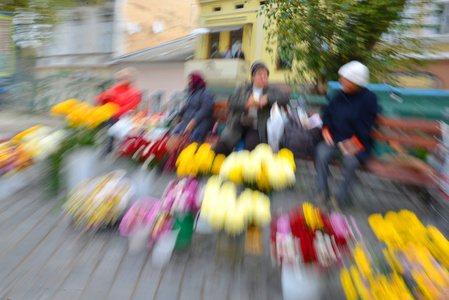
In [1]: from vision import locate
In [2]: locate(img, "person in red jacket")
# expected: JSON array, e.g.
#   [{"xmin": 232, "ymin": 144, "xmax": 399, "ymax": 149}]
[
  {"xmin": 95, "ymin": 67, "xmax": 141, "ymax": 121},
  {"xmin": 96, "ymin": 67, "xmax": 141, "ymax": 154}
]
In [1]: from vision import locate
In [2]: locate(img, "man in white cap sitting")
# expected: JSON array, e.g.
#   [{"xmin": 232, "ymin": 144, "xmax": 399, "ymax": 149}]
[{"xmin": 315, "ymin": 61, "xmax": 378, "ymax": 210}]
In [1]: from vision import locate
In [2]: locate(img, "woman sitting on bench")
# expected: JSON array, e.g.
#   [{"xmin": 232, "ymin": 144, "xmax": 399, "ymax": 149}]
[
  {"xmin": 213, "ymin": 61, "xmax": 290, "ymax": 155},
  {"xmin": 166, "ymin": 72, "xmax": 215, "ymax": 153},
  {"xmin": 315, "ymin": 61, "xmax": 378, "ymax": 210}
]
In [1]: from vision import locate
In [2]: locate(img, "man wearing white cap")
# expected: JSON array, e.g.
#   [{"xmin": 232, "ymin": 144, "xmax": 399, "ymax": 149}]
[{"xmin": 315, "ymin": 61, "xmax": 378, "ymax": 210}]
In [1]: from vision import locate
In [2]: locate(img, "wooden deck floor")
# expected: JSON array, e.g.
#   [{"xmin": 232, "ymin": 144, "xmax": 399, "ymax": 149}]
[{"xmin": 0, "ymin": 159, "xmax": 448, "ymax": 300}]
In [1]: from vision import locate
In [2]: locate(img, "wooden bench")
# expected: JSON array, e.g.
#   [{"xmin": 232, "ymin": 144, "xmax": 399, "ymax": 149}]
[
  {"xmin": 363, "ymin": 116, "xmax": 440, "ymax": 188},
  {"xmin": 204, "ymin": 101, "xmax": 441, "ymax": 188}
]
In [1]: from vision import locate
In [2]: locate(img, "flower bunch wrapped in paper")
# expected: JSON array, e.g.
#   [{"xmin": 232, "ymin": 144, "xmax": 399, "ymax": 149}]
[
  {"xmin": 117, "ymin": 127, "xmax": 170, "ymax": 168},
  {"xmin": 108, "ymin": 111, "xmax": 167, "ymax": 141},
  {"xmin": 11, "ymin": 125, "xmax": 67, "ymax": 162},
  {"xmin": 341, "ymin": 210, "xmax": 449, "ymax": 300},
  {"xmin": 51, "ymin": 99, "xmax": 119, "ymax": 129},
  {"xmin": 0, "ymin": 142, "xmax": 33, "ymax": 177},
  {"xmin": 271, "ymin": 202, "xmax": 355, "ymax": 270},
  {"xmin": 219, "ymin": 144, "xmax": 296, "ymax": 192},
  {"xmin": 119, "ymin": 197, "xmax": 162, "ymax": 236},
  {"xmin": 0, "ymin": 126, "xmax": 68, "ymax": 177},
  {"xmin": 161, "ymin": 177, "xmax": 203, "ymax": 216},
  {"xmin": 63, "ymin": 171, "xmax": 134, "ymax": 231},
  {"xmin": 176, "ymin": 143, "xmax": 225, "ymax": 177},
  {"xmin": 200, "ymin": 176, "xmax": 271, "ymax": 236}
]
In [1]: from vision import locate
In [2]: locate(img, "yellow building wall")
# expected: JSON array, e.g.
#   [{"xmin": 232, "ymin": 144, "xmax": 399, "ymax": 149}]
[{"xmin": 196, "ymin": 0, "xmax": 290, "ymax": 85}]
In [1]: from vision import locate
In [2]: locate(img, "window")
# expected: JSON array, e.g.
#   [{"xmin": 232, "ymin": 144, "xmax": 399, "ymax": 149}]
[
  {"xmin": 260, "ymin": 1, "xmax": 267, "ymax": 5},
  {"xmin": 436, "ymin": 2, "xmax": 449, "ymax": 34},
  {"xmin": 235, "ymin": 4, "xmax": 244, "ymax": 9},
  {"xmin": 230, "ymin": 28, "xmax": 243, "ymax": 56},
  {"xmin": 213, "ymin": 7, "xmax": 221, "ymax": 12},
  {"xmin": 209, "ymin": 32, "xmax": 220, "ymax": 57}
]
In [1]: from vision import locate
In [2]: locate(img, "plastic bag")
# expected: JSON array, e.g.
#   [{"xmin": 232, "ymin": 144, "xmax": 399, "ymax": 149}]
[{"xmin": 267, "ymin": 102, "xmax": 284, "ymax": 153}]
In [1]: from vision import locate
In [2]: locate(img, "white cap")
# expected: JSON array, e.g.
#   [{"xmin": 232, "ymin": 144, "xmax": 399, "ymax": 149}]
[{"xmin": 338, "ymin": 61, "xmax": 369, "ymax": 87}]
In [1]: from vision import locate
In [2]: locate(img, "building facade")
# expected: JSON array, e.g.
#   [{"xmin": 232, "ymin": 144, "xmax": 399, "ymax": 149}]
[
  {"xmin": 185, "ymin": 0, "xmax": 289, "ymax": 92},
  {"xmin": 32, "ymin": 0, "xmax": 199, "ymax": 109},
  {"xmin": 187, "ymin": 0, "xmax": 449, "ymax": 92}
]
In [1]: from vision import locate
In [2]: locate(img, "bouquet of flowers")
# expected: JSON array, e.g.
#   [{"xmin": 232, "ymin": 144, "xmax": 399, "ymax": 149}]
[
  {"xmin": 219, "ymin": 144, "xmax": 296, "ymax": 192},
  {"xmin": 51, "ymin": 99, "xmax": 119, "ymax": 129},
  {"xmin": 175, "ymin": 143, "xmax": 225, "ymax": 177},
  {"xmin": 63, "ymin": 171, "xmax": 134, "ymax": 231},
  {"xmin": 0, "ymin": 126, "xmax": 67, "ymax": 178},
  {"xmin": 271, "ymin": 202, "xmax": 355, "ymax": 270},
  {"xmin": 200, "ymin": 176, "xmax": 271, "ymax": 236},
  {"xmin": 117, "ymin": 127, "xmax": 170, "ymax": 169},
  {"xmin": 160, "ymin": 176, "xmax": 203, "ymax": 216},
  {"xmin": 119, "ymin": 197, "xmax": 162, "ymax": 236},
  {"xmin": 341, "ymin": 210, "xmax": 449, "ymax": 300}
]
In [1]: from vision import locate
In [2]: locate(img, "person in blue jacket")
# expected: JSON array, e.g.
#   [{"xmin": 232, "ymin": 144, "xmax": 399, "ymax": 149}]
[
  {"xmin": 169, "ymin": 72, "xmax": 215, "ymax": 145},
  {"xmin": 315, "ymin": 61, "xmax": 378, "ymax": 210}
]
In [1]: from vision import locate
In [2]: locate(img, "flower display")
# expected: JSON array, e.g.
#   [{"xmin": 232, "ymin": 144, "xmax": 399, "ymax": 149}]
[
  {"xmin": 271, "ymin": 203, "xmax": 353, "ymax": 269},
  {"xmin": 51, "ymin": 99, "xmax": 119, "ymax": 128},
  {"xmin": 341, "ymin": 210, "xmax": 449, "ymax": 300},
  {"xmin": 0, "ymin": 142, "xmax": 33, "ymax": 177},
  {"xmin": 119, "ymin": 197, "xmax": 162, "ymax": 236},
  {"xmin": 117, "ymin": 128, "xmax": 170, "ymax": 168},
  {"xmin": 160, "ymin": 177, "xmax": 203, "ymax": 216},
  {"xmin": 0, "ymin": 126, "xmax": 68, "ymax": 177},
  {"xmin": 200, "ymin": 176, "xmax": 271, "ymax": 235},
  {"xmin": 219, "ymin": 144, "xmax": 296, "ymax": 191},
  {"xmin": 176, "ymin": 143, "xmax": 217, "ymax": 177},
  {"xmin": 63, "ymin": 171, "xmax": 134, "ymax": 231}
]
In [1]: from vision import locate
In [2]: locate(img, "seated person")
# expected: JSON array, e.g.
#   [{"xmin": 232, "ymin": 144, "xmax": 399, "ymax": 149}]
[
  {"xmin": 95, "ymin": 67, "xmax": 141, "ymax": 121},
  {"xmin": 222, "ymin": 45, "xmax": 232, "ymax": 59},
  {"xmin": 315, "ymin": 61, "xmax": 378, "ymax": 210},
  {"xmin": 213, "ymin": 61, "xmax": 290, "ymax": 155},
  {"xmin": 166, "ymin": 72, "xmax": 215, "ymax": 152},
  {"xmin": 233, "ymin": 45, "xmax": 245, "ymax": 59}
]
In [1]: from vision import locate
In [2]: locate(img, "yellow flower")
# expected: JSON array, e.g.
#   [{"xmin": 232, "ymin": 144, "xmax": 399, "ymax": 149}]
[
  {"xmin": 256, "ymin": 163, "xmax": 270, "ymax": 192},
  {"xmin": 11, "ymin": 125, "xmax": 43, "ymax": 143},
  {"xmin": 340, "ymin": 268, "xmax": 358, "ymax": 300},
  {"xmin": 278, "ymin": 148, "xmax": 296, "ymax": 171},
  {"xmin": 211, "ymin": 154, "xmax": 226, "ymax": 175},
  {"xmin": 50, "ymin": 98, "xmax": 81, "ymax": 116}
]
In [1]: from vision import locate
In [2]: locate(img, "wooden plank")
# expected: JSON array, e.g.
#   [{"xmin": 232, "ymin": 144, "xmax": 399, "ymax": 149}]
[
  {"xmin": 364, "ymin": 159, "xmax": 436, "ymax": 187},
  {"xmin": 375, "ymin": 116, "xmax": 440, "ymax": 134},
  {"xmin": 0, "ymin": 218, "xmax": 71, "ymax": 299},
  {"xmin": 106, "ymin": 241, "xmax": 149, "ymax": 300},
  {"xmin": 371, "ymin": 131, "xmax": 438, "ymax": 150},
  {"xmin": 79, "ymin": 235, "xmax": 128, "ymax": 300},
  {"xmin": 20, "ymin": 229, "xmax": 93, "ymax": 299},
  {"xmin": 52, "ymin": 232, "xmax": 113, "ymax": 300},
  {"xmin": 153, "ymin": 251, "xmax": 190, "ymax": 300}
]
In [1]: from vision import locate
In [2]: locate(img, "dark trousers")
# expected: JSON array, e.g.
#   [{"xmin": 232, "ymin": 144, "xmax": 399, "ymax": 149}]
[
  {"xmin": 214, "ymin": 128, "xmax": 260, "ymax": 156},
  {"xmin": 315, "ymin": 141, "xmax": 360, "ymax": 201}
]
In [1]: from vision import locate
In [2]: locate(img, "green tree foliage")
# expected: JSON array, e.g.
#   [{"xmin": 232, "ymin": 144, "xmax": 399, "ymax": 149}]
[{"xmin": 262, "ymin": 0, "xmax": 432, "ymax": 93}]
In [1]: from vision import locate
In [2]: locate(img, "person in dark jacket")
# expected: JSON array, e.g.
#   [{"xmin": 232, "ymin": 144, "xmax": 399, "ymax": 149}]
[
  {"xmin": 315, "ymin": 61, "xmax": 378, "ymax": 210},
  {"xmin": 168, "ymin": 72, "xmax": 215, "ymax": 146},
  {"xmin": 233, "ymin": 45, "xmax": 245, "ymax": 59},
  {"xmin": 213, "ymin": 61, "xmax": 290, "ymax": 155}
]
